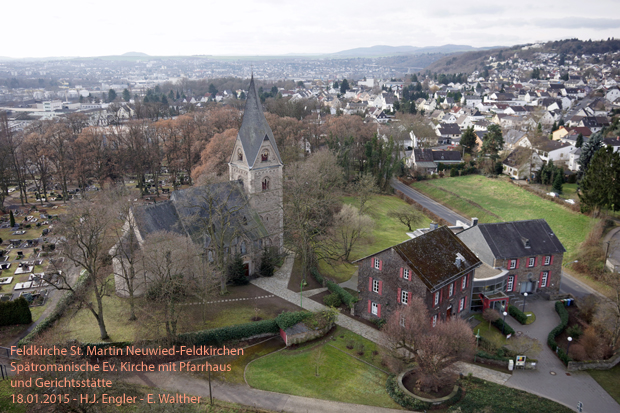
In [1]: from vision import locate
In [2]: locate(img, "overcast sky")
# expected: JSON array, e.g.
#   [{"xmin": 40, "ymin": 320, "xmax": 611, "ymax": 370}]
[{"xmin": 4, "ymin": 0, "xmax": 620, "ymax": 58}]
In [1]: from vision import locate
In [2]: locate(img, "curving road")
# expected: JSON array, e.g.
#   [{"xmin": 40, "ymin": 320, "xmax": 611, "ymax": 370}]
[{"xmin": 390, "ymin": 179, "xmax": 470, "ymax": 226}]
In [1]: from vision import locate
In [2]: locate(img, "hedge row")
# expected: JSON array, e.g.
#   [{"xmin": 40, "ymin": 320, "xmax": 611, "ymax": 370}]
[
  {"xmin": 326, "ymin": 280, "xmax": 357, "ymax": 309},
  {"xmin": 492, "ymin": 318, "xmax": 515, "ymax": 336},
  {"xmin": 19, "ymin": 271, "xmax": 90, "ymax": 347},
  {"xmin": 548, "ymin": 301, "xmax": 570, "ymax": 359},
  {"xmin": 0, "ymin": 297, "xmax": 32, "ymax": 326},
  {"xmin": 385, "ymin": 374, "xmax": 461, "ymax": 410},
  {"xmin": 508, "ymin": 304, "xmax": 528, "ymax": 325},
  {"xmin": 310, "ymin": 267, "xmax": 357, "ymax": 309},
  {"xmin": 476, "ymin": 350, "xmax": 511, "ymax": 362},
  {"xmin": 176, "ymin": 311, "xmax": 310, "ymax": 347}
]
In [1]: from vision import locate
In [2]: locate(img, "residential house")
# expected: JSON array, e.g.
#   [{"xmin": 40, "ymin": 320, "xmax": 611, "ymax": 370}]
[
  {"xmin": 436, "ymin": 123, "xmax": 462, "ymax": 144},
  {"xmin": 408, "ymin": 149, "xmax": 462, "ymax": 171},
  {"xmin": 603, "ymin": 137, "xmax": 620, "ymax": 153},
  {"xmin": 457, "ymin": 219, "xmax": 566, "ymax": 312},
  {"xmin": 502, "ymin": 147, "xmax": 543, "ymax": 179},
  {"xmin": 503, "ymin": 130, "xmax": 528, "ymax": 151},
  {"xmin": 531, "ymin": 139, "xmax": 575, "ymax": 164},
  {"xmin": 354, "ymin": 226, "xmax": 481, "ymax": 324}
]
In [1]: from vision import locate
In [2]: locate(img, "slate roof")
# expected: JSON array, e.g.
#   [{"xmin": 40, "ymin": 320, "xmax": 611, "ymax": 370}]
[
  {"xmin": 237, "ymin": 76, "xmax": 283, "ymax": 168},
  {"xmin": 438, "ymin": 123, "xmax": 461, "ymax": 136},
  {"xmin": 457, "ymin": 220, "xmax": 566, "ymax": 266},
  {"xmin": 393, "ymin": 226, "xmax": 481, "ymax": 291},
  {"xmin": 134, "ymin": 181, "xmax": 268, "ymax": 248}
]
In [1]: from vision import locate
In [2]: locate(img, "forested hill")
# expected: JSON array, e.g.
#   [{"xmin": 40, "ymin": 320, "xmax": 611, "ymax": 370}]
[{"xmin": 424, "ymin": 38, "xmax": 620, "ymax": 74}]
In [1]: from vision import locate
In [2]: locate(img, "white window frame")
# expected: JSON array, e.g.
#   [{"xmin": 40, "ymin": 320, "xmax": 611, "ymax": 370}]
[
  {"xmin": 541, "ymin": 271, "xmax": 549, "ymax": 287},
  {"xmin": 461, "ymin": 275, "xmax": 467, "ymax": 290},
  {"xmin": 432, "ymin": 314, "xmax": 438, "ymax": 327},
  {"xmin": 403, "ymin": 268, "xmax": 410, "ymax": 280},
  {"xmin": 544, "ymin": 255, "xmax": 551, "ymax": 265},
  {"xmin": 401, "ymin": 290, "xmax": 409, "ymax": 305},
  {"xmin": 372, "ymin": 279, "xmax": 379, "ymax": 293},
  {"xmin": 449, "ymin": 283, "xmax": 454, "ymax": 297},
  {"xmin": 371, "ymin": 302, "xmax": 378, "ymax": 316},
  {"xmin": 509, "ymin": 259, "xmax": 517, "ymax": 269},
  {"xmin": 459, "ymin": 297, "xmax": 465, "ymax": 312},
  {"xmin": 528, "ymin": 257, "xmax": 535, "ymax": 267},
  {"xmin": 374, "ymin": 259, "xmax": 380, "ymax": 270},
  {"xmin": 507, "ymin": 275, "xmax": 514, "ymax": 292},
  {"xmin": 434, "ymin": 291, "xmax": 440, "ymax": 306}
]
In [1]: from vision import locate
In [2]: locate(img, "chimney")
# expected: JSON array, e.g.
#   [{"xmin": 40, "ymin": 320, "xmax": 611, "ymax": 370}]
[
  {"xmin": 429, "ymin": 222, "xmax": 438, "ymax": 230},
  {"xmin": 471, "ymin": 217, "xmax": 479, "ymax": 226}
]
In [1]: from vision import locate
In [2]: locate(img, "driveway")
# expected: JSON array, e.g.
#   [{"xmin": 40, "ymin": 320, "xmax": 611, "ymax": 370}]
[
  {"xmin": 503, "ymin": 299, "xmax": 620, "ymax": 412},
  {"xmin": 390, "ymin": 178, "xmax": 469, "ymax": 226}
]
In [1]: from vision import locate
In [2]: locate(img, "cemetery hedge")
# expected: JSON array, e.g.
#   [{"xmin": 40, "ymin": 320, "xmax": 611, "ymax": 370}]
[{"xmin": 0, "ymin": 297, "xmax": 32, "ymax": 326}]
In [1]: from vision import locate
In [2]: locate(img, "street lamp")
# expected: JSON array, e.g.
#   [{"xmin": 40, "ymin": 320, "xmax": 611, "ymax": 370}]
[
  {"xmin": 522, "ymin": 292, "xmax": 528, "ymax": 313},
  {"xmin": 502, "ymin": 311, "xmax": 508, "ymax": 335},
  {"xmin": 474, "ymin": 329, "xmax": 481, "ymax": 363},
  {"xmin": 567, "ymin": 337, "xmax": 573, "ymax": 356}
]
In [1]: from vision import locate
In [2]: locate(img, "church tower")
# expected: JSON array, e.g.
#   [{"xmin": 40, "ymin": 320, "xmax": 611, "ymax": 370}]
[{"xmin": 229, "ymin": 76, "xmax": 284, "ymax": 250}]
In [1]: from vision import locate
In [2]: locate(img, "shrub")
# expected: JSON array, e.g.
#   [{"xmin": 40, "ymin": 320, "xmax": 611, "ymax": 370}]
[
  {"xmin": 371, "ymin": 318, "xmax": 386, "ymax": 329},
  {"xmin": 566, "ymin": 325, "xmax": 583, "ymax": 340},
  {"xmin": 178, "ymin": 319, "xmax": 279, "ymax": 346},
  {"xmin": 310, "ymin": 267, "xmax": 324, "ymax": 285},
  {"xmin": 579, "ymin": 326, "xmax": 603, "ymax": 360},
  {"xmin": 547, "ymin": 301, "xmax": 569, "ymax": 352},
  {"xmin": 0, "ymin": 297, "xmax": 32, "ymax": 326},
  {"xmin": 557, "ymin": 348, "xmax": 572, "ymax": 365},
  {"xmin": 326, "ymin": 280, "xmax": 357, "ymax": 309},
  {"xmin": 259, "ymin": 247, "xmax": 277, "ymax": 277},
  {"xmin": 227, "ymin": 254, "xmax": 249, "ymax": 286},
  {"xmin": 491, "ymin": 318, "xmax": 515, "ymax": 336},
  {"xmin": 323, "ymin": 293, "xmax": 342, "ymax": 308},
  {"xmin": 274, "ymin": 311, "xmax": 312, "ymax": 330},
  {"xmin": 508, "ymin": 305, "xmax": 528, "ymax": 324},
  {"xmin": 476, "ymin": 350, "xmax": 510, "ymax": 361}
]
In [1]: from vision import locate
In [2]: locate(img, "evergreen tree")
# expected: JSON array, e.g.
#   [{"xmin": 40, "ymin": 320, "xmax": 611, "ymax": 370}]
[
  {"xmin": 340, "ymin": 79, "xmax": 350, "ymax": 94},
  {"xmin": 259, "ymin": 247, "xmax": 277, "ymax": 277},
  {"xmin": 208, "ymin": 83, "xmax": 218, "ymax": 97},
  {"xmin": 579, "ymin": 146, "xmax": 620, "ymax": 212},
  {"xmin": 168, "ymin": 90, "xmax": 175, "ymax": 100},
  {"xmin": 161, "ymin": 95, "xmax": 168, "ymax": 105},
  {"xmin": 108, "ymin": 89, "xmax": 117, "ymax": 102},
  {"xmin": 122, "ymin": 88, "xmax": 131, "ymax": 102},
  {"xmin": 552, "ymin": 170, "xmax": 564, "ymax": 194},
  {"xmin": 10, "ymin": 210, "xmax": 15, "ymax": 227},
  {"xmin": 576, "ymin": 133, "xmax": 584, "ymax": 148},
  {"xmin": 480, "ymin": 124, "xmax": 504, "ymax": 162},
  {"xmin": 176, "ymin": 90, "xmax": 180, "ymax": 100},
  {"xmin": 578, "ymin": 130, "xmax": 604, "ymax": 180},
  {"xmin": 227, "ymin": 254, "xmax": 249, "ymax": 285},
  {"xmin": 460, "ymin": 126, "xmax": 477, "ymax": 154}
]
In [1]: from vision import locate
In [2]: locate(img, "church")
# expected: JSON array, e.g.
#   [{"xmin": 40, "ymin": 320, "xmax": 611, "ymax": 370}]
[{"xmin": 113, "ymin": 77, "xmax": 283, "ymax": 297}]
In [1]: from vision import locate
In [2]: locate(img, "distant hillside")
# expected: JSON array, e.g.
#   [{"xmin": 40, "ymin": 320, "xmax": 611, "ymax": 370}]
[
  {"xmin": 425, "ymin": 38, "xmax": 620, "ymax": 74},
  {"xmin": 122, "ymin": 52, "xmax": 149, "ymax": 57},
  {"xmin": 333, "ymin": 44, "xmax": 497, "ymax": 57}
]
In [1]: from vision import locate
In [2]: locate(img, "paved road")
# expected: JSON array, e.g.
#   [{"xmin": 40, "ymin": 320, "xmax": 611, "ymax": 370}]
[
  {"xmin": 560, "ymin": 270, "xmax": 606, "ymax": 299},
  {"xmin": 503, "ymin": 299, "xmax": 620, "ymax": 413},
  {"xmin": 390, "ymin": 179, "xmax": 469, "ymax": 226}
]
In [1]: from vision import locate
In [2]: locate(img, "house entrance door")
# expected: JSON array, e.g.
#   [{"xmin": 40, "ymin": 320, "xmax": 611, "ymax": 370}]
[
  {"xmin": 446, "ymin": 306, "xmax": 452, "ymax": 320},
  {"xmin": 243, "ymin": 263, "xmax": 250, "ymax": 277}
]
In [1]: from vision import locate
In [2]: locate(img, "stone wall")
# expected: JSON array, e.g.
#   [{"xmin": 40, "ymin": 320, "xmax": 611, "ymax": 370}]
[
  {"xmin": 567, "ymin": 352, "xmax": 620, "ymax": 371},
  {"xmin": 282, "ymin": 323, "xmax": 333, "ymax": 347}
]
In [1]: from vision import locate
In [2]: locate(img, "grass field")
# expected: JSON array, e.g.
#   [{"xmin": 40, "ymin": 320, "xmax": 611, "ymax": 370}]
[
  {"xmin": 246, "ymin": 340, "xmax": 401, "ymax": 409},
  {"xmin": 588, "ymin": 363, "xmax": 620, "ymax": 405},
  {"xmin": 319, "ymin": 194, "xmax": 431, "ymax": 282},
  {"xmin": 411, "ymin": 175, "xmax": 597, "ymax": 260}
]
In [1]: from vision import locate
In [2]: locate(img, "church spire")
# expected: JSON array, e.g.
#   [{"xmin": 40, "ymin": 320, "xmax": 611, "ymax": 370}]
[{"xmin": 237, "ymin": 76, "xmax": 282, "ymax": 168}]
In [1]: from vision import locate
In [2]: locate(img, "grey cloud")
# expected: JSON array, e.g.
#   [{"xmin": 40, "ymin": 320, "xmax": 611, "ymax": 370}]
[{"xmin": 534, "ymin": 17, "xmax": 620, "ymax": 29}]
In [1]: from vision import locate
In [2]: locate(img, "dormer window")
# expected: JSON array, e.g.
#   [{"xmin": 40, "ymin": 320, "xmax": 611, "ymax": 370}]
[
  {"xmin": 261, "ymin": 149, "xmax": 269, "ymax": 162},
  {"xmin": 237, "ymin": 149, "xmax": 243, "ymax": 161}
]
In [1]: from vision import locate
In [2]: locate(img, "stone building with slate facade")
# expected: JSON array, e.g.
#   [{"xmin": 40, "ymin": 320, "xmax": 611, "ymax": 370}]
[
  {"xmin": 354, "ymin": 226, "xmax": 481, "ymax": 326},
  {"xmin": 456, "ymin": 219, "xmax": 565, "ymax": 313},
  {"xmin": 113, "ymin": 77, "xmax": 283, "ymax": 297}
]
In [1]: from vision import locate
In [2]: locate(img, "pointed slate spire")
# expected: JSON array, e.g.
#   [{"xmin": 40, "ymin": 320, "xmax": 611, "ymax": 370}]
[{"xmin": 237, "ymin": 75, "xmax": 282, "ymax": 168}]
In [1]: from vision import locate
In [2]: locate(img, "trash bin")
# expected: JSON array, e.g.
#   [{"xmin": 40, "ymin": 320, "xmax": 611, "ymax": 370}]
[
  {"xmin": 508, "ymin": 359, "xmax": 514, "ymax": 371},
  {"xmin": 567, "ymin": 299, "xmax": 572, "ymax": 306}
]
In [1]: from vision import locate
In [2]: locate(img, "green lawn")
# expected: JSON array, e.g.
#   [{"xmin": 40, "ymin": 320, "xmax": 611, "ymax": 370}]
[
  {"xmin": 246, "ymin": 343, "xmax": 401, "ymax": 409},
  {"xmin": 319, "ymin": 194, "xmax": 431, "ymax": 282},
  {"xmin": 53, "ymin": 278, "xmax": 300, "ymax": 343},
  {"xmin": 588, "ymin": 363, "xmax": 620, "ymax": 405},
  {"xmin": 473, "ymin": 314, "xmax": 507, "ymax": 346},
  {"xmin": 411, "ymin": 175, "xmax": 597, "ymax": 260}
]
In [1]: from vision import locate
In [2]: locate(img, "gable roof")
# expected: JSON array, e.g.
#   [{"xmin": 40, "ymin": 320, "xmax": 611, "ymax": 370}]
[
  {"xmin": 237, "ymin": 76, "xmax": 283, "ymax": 168},
  {"xmin": 457, "ymin": 219, "xmax": 566, "ymax": 264}
]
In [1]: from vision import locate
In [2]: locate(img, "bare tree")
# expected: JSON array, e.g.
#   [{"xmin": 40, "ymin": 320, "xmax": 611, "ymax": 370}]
[
  {"xmin": 387, "ymin": 206, "xmax": 424, "ymax": 231},
  {"xmin": 350, "ymin": 173, "xmax": 378, "ymax": 215},
  {"xmin": 140, "ymin": 231, "xmax": 203, "ymax": 340},
  {"xmin": 331, "ymin": 204, "xmax": 374, "ymax": 261},
  {"xmin": 384, "ymin": 296, "xmax": 475, "ymax": 393},
  {"xmin": 56, "ymin": 194, "xmax": 116, "ymax": 340},
  {"xmin": 483, "ymin": 308, "xmax": 501, "ymax": 330}
]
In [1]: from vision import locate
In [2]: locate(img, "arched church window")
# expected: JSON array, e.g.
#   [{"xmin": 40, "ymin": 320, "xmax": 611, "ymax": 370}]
[
  {"xmin": 241, "ymin": 242, "xmax": 246, "ymax": 254},
  {"xmin": 207, "ymin": 250, "xmax": 213, "ymax": 262},
  {"xmin": 261, "ymin": 149, "xmax": 269, "ymax": 162},
  {"xmin": 262, "ymin": 178, "xmax": 270, "ymax": 191},
  {"xmin": 237, "ymin": 149, "xmax": 243, "ymax": 161}
]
